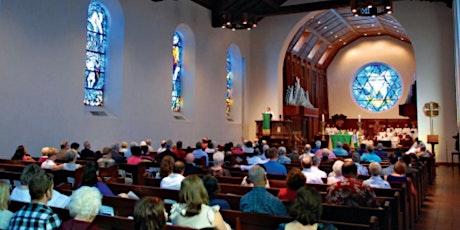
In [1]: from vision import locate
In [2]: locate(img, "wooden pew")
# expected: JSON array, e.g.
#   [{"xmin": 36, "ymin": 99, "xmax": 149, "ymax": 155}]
[
  {"xmin": 220, "ymin": 209, "xmax": 379, "ymax": 230},
  {"xmin": 117, "ymin": 163, "xmax": 147, "ymax": 185}
]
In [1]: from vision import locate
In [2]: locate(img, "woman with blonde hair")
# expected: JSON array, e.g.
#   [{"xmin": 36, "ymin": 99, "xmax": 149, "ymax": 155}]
[
  {"xmin": 0, "ymin": 181, "xmax": 13, "ymax": 229},
  {"xmin": 170, "ymin": 175, "xmax": 229, "ymax": 230}
]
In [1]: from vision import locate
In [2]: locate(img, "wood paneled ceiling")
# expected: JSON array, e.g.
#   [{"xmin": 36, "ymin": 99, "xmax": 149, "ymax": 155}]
[{"xmin": 182, "ymin": 0, "xmax": 451, "ymax": 68}]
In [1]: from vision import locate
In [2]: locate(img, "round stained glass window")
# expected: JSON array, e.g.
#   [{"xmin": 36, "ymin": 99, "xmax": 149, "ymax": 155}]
[{"xmin": 352, "ymin": 63, "xmax": 402, "ymax": 112}]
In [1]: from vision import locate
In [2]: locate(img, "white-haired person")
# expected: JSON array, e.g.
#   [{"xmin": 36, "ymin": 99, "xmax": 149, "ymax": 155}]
[
  {"xmin": 60, "ymin": 186, "xmax": 102, "ymax": 230},
  {"xmin": 208, "ymin": 151, "xmax": 231, "ymax": 176},
  {"xmin": 277, "ymin": 146, "xmax": 291, "ymax": 164},
  {"xmin": 63, "ymin": 149, "xmax": 82, "ymax": 171},
  {"xmin": 363, "ymin": 162, "xmax": 391, "ymax": 189},
  {"xmin": 327, "ymin": 160, "xmax": 344, "ymax": 185}
]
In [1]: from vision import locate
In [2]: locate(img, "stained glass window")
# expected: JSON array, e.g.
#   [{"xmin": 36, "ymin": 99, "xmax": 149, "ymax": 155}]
[
  {"xmin": 84, "ymin": 2, "xmax": 109, "ymax": 106},
  {"xmin": 226, "ymin": 52, "xmax": 233, "ymax": 116},
  {"xmin": 352, "ymin": 63, "xmax": 402, "ymax": 112},
  {"xmin": 172, "ymin": 32, "xmax": 183, "ymax": 112}
]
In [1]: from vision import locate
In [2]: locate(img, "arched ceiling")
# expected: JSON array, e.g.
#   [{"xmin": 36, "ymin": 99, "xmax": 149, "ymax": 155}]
[{"xmin": 186, "ymin": 0, "xmax": 451, "ymax": 68}]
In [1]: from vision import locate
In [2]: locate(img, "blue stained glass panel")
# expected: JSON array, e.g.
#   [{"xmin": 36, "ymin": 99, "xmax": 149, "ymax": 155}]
[
  {"xmin": 84, "ymin": 2, "xmax": 108, "ymax": 107},
  {"xmin": 226, "ymin": 52, "xmax": 233, "ymax": 115},
  {"xmin": 351, "ymin": 63, "xmax": 402, "ymax": 112},
  {"xmin": 172, "ymin": 32, "xmax": 183, "ymax": 112}
]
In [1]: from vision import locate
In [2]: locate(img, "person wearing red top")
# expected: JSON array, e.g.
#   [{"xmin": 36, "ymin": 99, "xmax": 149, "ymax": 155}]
[
  {"xmin": 277, "ymin": 167, "xmax": 306, "ymax": 202},
  {"xmin": 172, "ymin": 141, "xmax": 187, "ymax": 160},
  {"xmin": 127, "ymin": 146, "xmax": 143, "ymax": 165}
]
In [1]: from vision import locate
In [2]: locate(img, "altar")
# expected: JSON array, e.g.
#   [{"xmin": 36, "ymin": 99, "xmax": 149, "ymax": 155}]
[{"xmin": 255, "ymin": 120, "xmax": 293, "ymax": 147}]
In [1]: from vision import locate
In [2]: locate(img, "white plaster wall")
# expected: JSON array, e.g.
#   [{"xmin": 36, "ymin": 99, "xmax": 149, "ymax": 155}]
[
  {"xmin": 328, "ymin": 36, "xmax": 416, "ymax": 119},
  {"xmin": 0, "ymin": 0, "xmax": 251, "ymax": 157}
]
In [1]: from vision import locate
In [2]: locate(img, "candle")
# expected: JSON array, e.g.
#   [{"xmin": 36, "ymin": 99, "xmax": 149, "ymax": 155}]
[
  {"xmin": 358, "ymin": 114, "xmax": 361, "ymax": 122},
  {"xmin": 322, "ymin": 114, "xmax": 325, "ymax": 122}
]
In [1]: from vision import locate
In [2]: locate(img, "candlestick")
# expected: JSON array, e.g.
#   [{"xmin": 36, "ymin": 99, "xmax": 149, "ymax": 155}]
[
  {"xmin": 358, "ymin": 114, "xmax": 361, "ymax": 122},
  {"xmin": 322, "ymin": 114, "xmax": 325, "ymax": 122}
]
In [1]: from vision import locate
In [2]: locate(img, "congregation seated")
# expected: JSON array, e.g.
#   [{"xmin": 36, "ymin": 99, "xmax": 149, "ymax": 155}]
[
  {"xmin": 373, "ymin": 143, "xmax": 388, "ymax": 159},
  {"xmin": 80, "ymin": 141, "xmax": 96, "ymax": 159},
  {"xmin": 184, "ymin": 153, "xmax": 205, "ymax": 176},
  {"xmin": 41, "ymin": 148, "xmax": 64, "ymax": 171},
  {"xmin": 327, "ymin": 160, "xmax": 344, "ymax": 185},
  {"xmin": 277, "ymin": 146, "xmax": 291, "ymax": 164},
  {"xmin": 0, "ymin": 181, "xmax": 13, "ymax": 229},
  {"xmin": 277, "ymin": 167, "xmax": 306, "ymax": 202},
  {"xmin": 127, "ymin": 146, "xmax": 143, "ymax": 165},
  {"xmin": 360, "ymin": 145, "xmax": 382, "ymax": 163},
  {"xmin": 9, "ymin": 173, "xmax": 62, "ymax": 229},
  {"xmin": 352, "ymin": 152, "xmax": 369, "ymax": 176},
  {"xmin": 134, "ymin": 196, "xmax": 166, "ymax": 230},
  {"xmin": 318, "ymin": 149, "xmax": 335, "ymax": 169},
  {"xmin": 170, "ymin": 175, "xmax": 229, "ymax": 230},
  {"xmin": 157, "ymin": 140, "xmax": 177, "ymax": 162},
  {"xmin": 62, "ymin": 149, "xmax": 82, "ymax": 171},
  {"xmin": 202, "ymin": 175, "xmax": 231, "ymax": 210},
  {"xmin": 277, "ymin": 187, "xmax": 335, "ymax": 230},
  {"xmin": 363, "ymin": 162, "xmax": 391, "ymax": 189},
  {"xmin": 11, "ymin": 145, "xmax": 35, "ymax": 162},
  {"xmin": 261, "ymin": 147, "xmax": 287, "ymax": 176},
  {"xmin": 315, "ymin": 148, "xmax": 337, "ymax": 160},
  {"xmin": 110, "ymin": 143, "xmax": 125, "ymax": 164},
  {"xmin": 60, "ymin": 186, "xmax": 102, "ymax": 230},
  {"xmin": 172, "ymin": 140, "xmax": 187, "ymax": 160},
  {"xmin": 333, "ymin": 141, "xmax": 348, "ymax": 157},
  {"xmin": 299, "ymin": 144, "xmax": 313, "ymax": 160},
  {"xmin": 160, "ymin": 161, "xmax": 185, "ymax": 191},
  {"xmin": 239, "ymin": 165, "xmax": 288, "ymax": 216},
  {"xmin": 192, "ymin": 142, "xmax": 209, "ymax": 167},
  {"xmin": 123, "ymin": 142, "xmax": 137, "ymax": 159},
  {"xmin": 11, "ymin": 164, "xmax": 70, "ymax": 208},
  {"xmin": 381, "ymin": 154, "xmax": 398, "ymax": 176},
  {"xmin": 326, "ymin": 161, "xmax": 377, "ymax": 207},
  {"xmin": 97, "ymin": 147, "xmax": 116, "ymax": 168},
  {"xmin": 80, "ymin": 161, "xmax": 116, "ymax": 196},
  {"xmin": 385, "ymin": 161, "xmax": 417, "ymax": 196},
  {"xmin": 208, "ymin": 151, "xmax": 231, "ymax": 177},
  {"xmin": 301, "ymin": 156, "xmax": 324, "ymax": 184},
  {"xmin": 312, "ymin": 140, "xmax": 322, "ymax": 154}
]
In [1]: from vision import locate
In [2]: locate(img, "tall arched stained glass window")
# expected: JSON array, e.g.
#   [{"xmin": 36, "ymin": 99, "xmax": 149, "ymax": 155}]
[
  {"xmin": 352, "ymin": 63, "xmax": 402, "ymax": 112},
  {"xmin": 172, "ymin": 32, "xmax": 183, "ymax": 112},
  {"xmin": 84, "ymin": 2, "xmax": 109, "ymax": 107},
  {"xmin": 226, "ymin": 52, "xmax": 233, "ymax": 116}
]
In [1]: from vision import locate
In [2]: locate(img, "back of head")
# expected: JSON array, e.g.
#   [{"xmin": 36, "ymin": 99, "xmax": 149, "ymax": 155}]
[
  {"xmin": 212, "ymin": 151, "xmax": 225, "ymax": 165},
  {"xmin": 311, "ymin": 156, "xmax": 321, "ymax": 166},
  {"xmin": 29, "ymin": 173, "xmax": 53, "ymax": 201},
  {"xmin": 289, "ymin": 187, "xmax": 322, "ymax": 225},
  {"xmin": 195, "ymin": 142, "xmax": 202, "ymax": 149},
  {"xmin": 368, "ymin": 162, "xmax": 382, "ymax": 176},
  {"xmin": 21, "ymin": 164, "xmax": 45, "ymax": 185},
  {"xmin": 60, "ymin": 140, "xmax": 69, "ymax": 150},
  {"xmin": 266, "ymin": 147, "xmax": 278, "ymax": 159},
  {"xmin": 68, "ymin": 186, "xmax": 102, "ymax": 220},
  {"xmin": 248, "ymin": 165, "xmax": 266, "ymax": 187},
  {"xmin": 336, "ymin": 141, "xmax": 342, "ymax": 148},
  {"xmin": 394, "ymin": 161, "xmax": 407, "ymax": 175},
  {"xmin": 389, "ymin": 154, "xmax": 398, "ymax": 164},
  {"xmin": 131, "ymin": 146, "xmax": 142, "ymax": 157},
  {"xmin": 121, "ymin": 141, "xmax": 128, "ymax": 148},
  {"xmin": 367, "ymin": 145, "xmax": 374, "ymax": 153},
  {"xmin": 301, "ymin": 156, "xmax": 312, "ymax": 169},
  {"xmin": 352, "ymin": 152, "xmax": 360, "ymax": 163},
  {"xmin": 185, "ymin": 153, "xmax": 195, "ymax": 164},
  {"xmin": 304, "ymin": 144, "xmax": 312, "ymax": 153},
  {"xmin": 377, "ymin": 143, "xmax": 383, "ymax": 150},
  {"xmin": 64, "ymin": 149, "xmax": 78, "ymax": 162},
  {"xmin": 71, "ymin": 142, "xmax": 80, "ymax": 150},
  {"xmin": 134, "ymin": 196, "xmax": 166, "ymax": 230},
  {"xmin": 286, "ymin": 167, "xmax": 306, "ymax": 191},
  {"xmin": 332, "ymin": 160, "xmax": 344, "ymax": 176},
  {"xmin": 179, "ymin": 175, "xmax": 208, "ymax": 216},
  {"xmin": 159, "ymin": 156, "xmax": 175, "ymax": 178},
  {"xmin": 110, "ymin": 143, "xmax": 120, "ymax": 151},
  {"xmin": 84, "ymin": 141, "xmax": 91, "ymax": 149},
  {"xmin": 82, "ymin": 161, "xmax": 98, "ymax": 187},
  {"xmin": 315, "ymin": 140, "xmax": 321, "ymax": 148},
  {"xmin": 176, "ymin": 141, "xmax": 183, "ymax": 149},
  {"xmin": 166, "ymin": 140, "xmax": 173, "ymax": 150},
  {"xmin": 172, "ymin": 161, "xmax": 185, "ymax": 174},
  {"xmin": 278, "ymin": 146, "xmax": 287, "ymax": 156},
  {"xmin": 341, "ymin": 161, "xmax": 357, "ymax": 177},
  {"xmin": 102, "ymin": 147, "xmax": 111, "ymax": 156},
  {"xmin": 202, "ymin": 175, "xmax": 219, "ymax": 200}
]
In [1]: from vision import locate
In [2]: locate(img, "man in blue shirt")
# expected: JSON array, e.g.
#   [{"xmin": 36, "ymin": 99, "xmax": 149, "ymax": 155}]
[
  {"xmin": 360, "ymin": 145, "xmax": 382, "ymax": 163},
  {"xmin": 333, "ymin": 141, "xmax": 349, "ymax": 157},
  {"xmin": 240, "ymin": 165, "xmax": 288, "ymax": 216},
  {"xmin": 192, "ymin": 142, "xmax": 209, "ymax": 167},
  {"xmin": 262, "ymin": 147, "xmax": 287, "ymax": 175}
]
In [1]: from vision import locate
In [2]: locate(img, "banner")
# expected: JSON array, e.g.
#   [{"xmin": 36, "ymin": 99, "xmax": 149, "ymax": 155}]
[{"xmin": 262, "ymin": 113, "xmax": 271, "ymax": 136}]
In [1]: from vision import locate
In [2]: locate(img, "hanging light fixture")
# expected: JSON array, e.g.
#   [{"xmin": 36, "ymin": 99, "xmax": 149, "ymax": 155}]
[
  {"xmin": 351, "ymin": 0, "xmax": 393, "ymax": 17},
  {"xmin": 221, "ymin": 12, "xmax": 257, "ymax": 30}
]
